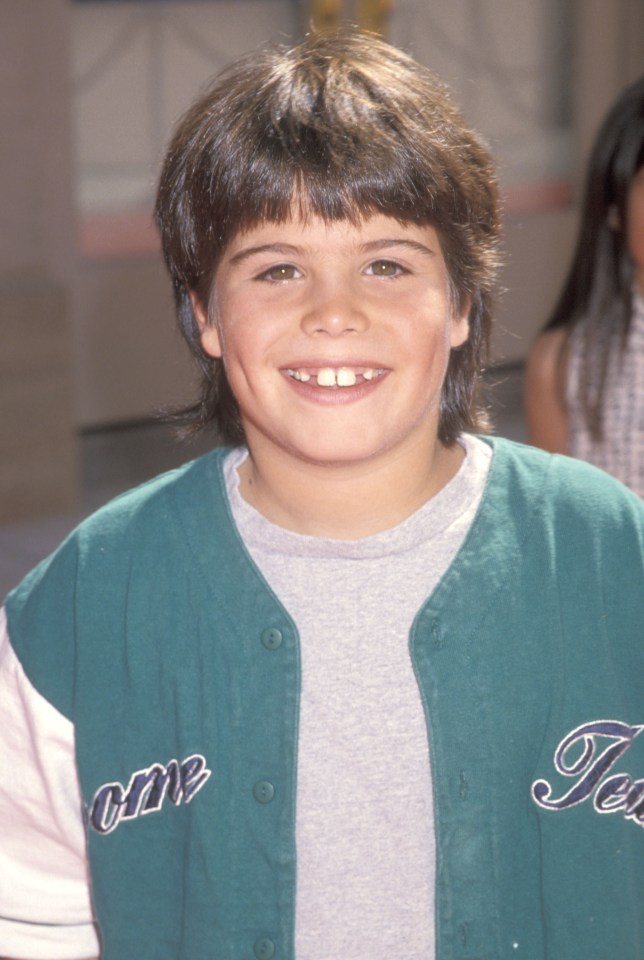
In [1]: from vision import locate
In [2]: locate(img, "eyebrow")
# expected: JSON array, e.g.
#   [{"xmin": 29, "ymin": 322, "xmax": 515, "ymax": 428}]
[
  {"xmin": 360, "ymin": 238, "xmax": 438, "ymax": 257},
  {"xmin": 227, "ymin": 237, "xmax": 438, "ymax": 266},
  {"xmin": 228, "ymin": 243, "xmax": 301, "ymax": 266}
]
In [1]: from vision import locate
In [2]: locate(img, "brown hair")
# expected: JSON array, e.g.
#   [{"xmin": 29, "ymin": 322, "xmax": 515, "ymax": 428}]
[
  {"xmin": 544, "ymin": 75, "xmax": 644, "ymax": 440},
  {"xmin": 154, "ymin": 29, "xmax": 501, "ymax": 445}
]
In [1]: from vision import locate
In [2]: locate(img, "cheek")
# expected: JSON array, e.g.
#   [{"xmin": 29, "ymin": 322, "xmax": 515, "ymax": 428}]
[{"xmin": 202, "ymin": 290, "xmax": 251, "ymax": 363}]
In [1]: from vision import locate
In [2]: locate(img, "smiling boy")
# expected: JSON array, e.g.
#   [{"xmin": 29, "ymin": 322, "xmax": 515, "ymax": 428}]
[
  {"xmin": 197, "ymin": 214, "xmax": 469, "ymax": 536},
  {"xmin": 2, "ymin": 29, "xmax": 644, "ymax": 960}
]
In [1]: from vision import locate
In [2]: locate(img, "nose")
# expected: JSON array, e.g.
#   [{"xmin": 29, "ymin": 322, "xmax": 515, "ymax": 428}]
[{"xmin": 300, "ymin": 279, "xmax": 369, "ymax": 337}]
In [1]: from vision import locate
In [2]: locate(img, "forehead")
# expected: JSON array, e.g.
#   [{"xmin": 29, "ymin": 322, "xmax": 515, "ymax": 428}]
[{"xmin": 221, "ymin": 207, "xmax": 443, "ymax": 258}]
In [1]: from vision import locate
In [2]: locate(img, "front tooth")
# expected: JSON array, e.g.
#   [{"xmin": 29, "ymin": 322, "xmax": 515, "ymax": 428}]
[
  {"xmin": 317, "ymin": 368, "xmax": 337, "ymax": 387},
  {"xmin": 337, "ymin": 368, "xmax": 357, "ymax": 387}
]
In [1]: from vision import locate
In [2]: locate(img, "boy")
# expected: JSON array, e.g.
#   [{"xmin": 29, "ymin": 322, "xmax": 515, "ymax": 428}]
[{"xmin": 2, "ymin": 29, "xmax": 644, "ymax": 960}]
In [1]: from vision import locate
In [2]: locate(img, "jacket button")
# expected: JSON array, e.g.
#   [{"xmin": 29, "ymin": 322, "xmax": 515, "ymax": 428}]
[
  {"xmin": 254, "ymin": 937, "xmax": 275, "ymax": 959},
  {"xmin": 261, "ymin": 628, "xmax": 283, "ymax": 650},
  {"xmin": 253, "ymin": 780, "xmax": 275, "ymax": 804}
]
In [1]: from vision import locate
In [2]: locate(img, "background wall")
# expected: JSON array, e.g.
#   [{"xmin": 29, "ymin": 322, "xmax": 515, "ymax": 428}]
[
  {"xmin": 1, "ymin": 0, "xmax": 643, "ymax": 521},
  {"xmin": 0, "ymin": 0, "xmax": 79, "ymax": 520}
]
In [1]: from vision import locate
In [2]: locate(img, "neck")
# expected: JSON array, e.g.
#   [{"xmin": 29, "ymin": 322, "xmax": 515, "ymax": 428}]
[{"xmin": 236, "ymin": 434, "xmax": 464, "ymax": 539}]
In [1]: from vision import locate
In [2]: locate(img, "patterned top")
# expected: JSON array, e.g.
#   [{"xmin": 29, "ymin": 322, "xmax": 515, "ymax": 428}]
[{"xmin": 567, "ymin": 290, "xmax": 644, "ymax": 497}]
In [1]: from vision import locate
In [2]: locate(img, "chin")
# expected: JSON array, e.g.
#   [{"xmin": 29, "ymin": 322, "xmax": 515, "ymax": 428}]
[{"xmin": 285, "ymin": 436, "xmax": 397, "ymax": 469}]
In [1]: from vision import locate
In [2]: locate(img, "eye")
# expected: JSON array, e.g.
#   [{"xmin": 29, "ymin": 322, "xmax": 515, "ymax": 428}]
[
  {"xmin": 257, "ymin": 263, "xmax": 301, "ymax": 282},
  {"xmin": 366, "ymin": 259, "xmax": 406, "ymax": 278}
]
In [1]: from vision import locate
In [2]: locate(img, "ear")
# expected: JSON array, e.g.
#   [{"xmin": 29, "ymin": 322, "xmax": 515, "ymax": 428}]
[
  {"xmin": 449, "ymin": 299, "xmax": 470, "ymax": 349},
  {"xmin": 190, "ymin": 290, "xmax": 222, "ymax": 359}
]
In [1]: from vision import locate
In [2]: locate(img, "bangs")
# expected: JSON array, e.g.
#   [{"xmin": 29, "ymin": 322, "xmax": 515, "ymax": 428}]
[
  {"xmin": 166, "ymin": 33, "xmax": 487, "ymax": 290},
  {"xmin": 216, "ymin": 143, "xmax": 438, "ymax": 237},
  {"xmin": 186, "ymin": 82, "xmax": 455, "ymax": 270}
]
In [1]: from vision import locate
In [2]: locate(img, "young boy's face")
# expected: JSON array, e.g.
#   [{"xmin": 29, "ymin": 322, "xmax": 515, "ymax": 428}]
[{"xmin": 197, "ymin": 210, "xmax": 469, "ymax": 471}]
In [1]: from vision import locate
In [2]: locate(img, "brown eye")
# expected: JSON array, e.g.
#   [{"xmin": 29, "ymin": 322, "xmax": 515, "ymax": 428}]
[
  {"xmin": 262, "ymin": 264, "xmax": 299, "ymax": 281},
  {"xmin": 369, "ymin": 259, "xmax": 402, "ymax": 277}
]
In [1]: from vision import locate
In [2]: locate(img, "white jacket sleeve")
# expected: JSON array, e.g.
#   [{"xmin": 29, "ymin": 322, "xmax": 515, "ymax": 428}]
[{"xmin": 0, "ymin": 607, "xmax": 100, "ymax": 960}]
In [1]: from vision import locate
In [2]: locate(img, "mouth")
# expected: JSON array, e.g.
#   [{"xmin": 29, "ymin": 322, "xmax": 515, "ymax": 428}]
[{"xmin": 285, "ymin": 366, "xmax": 387, "ymax": 388}]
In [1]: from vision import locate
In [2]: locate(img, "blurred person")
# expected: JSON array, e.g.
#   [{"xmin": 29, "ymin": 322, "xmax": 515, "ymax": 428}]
[{"xmin": 525, "ymin": 76, "xmax": 644, "ymax": 495}]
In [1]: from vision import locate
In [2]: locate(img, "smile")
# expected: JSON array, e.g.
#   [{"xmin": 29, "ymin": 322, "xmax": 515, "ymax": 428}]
[{"xmin": 285, "ymin": 366, "xmax": 386, "ymax": 388}]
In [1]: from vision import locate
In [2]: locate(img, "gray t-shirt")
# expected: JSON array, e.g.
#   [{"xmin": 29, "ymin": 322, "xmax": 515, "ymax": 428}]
[{"xmin": 225, "ymin": 434, "xmax": 492, "ymax": 959}]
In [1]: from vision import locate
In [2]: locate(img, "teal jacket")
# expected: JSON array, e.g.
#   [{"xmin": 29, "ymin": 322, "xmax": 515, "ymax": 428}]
[{"xmin": 6, "ymin": 437, "xmax": 644, "ymax": 959}]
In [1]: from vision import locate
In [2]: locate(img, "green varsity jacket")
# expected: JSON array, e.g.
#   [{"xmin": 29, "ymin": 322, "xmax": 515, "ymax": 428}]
[{"xmin": 6, "ymin": 437, "xmax": 644, "ymax": 959}]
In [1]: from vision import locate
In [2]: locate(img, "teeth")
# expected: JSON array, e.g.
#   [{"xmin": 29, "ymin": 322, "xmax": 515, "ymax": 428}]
[
  {"xmin": 317, "ymin": 367, "xmax": 337, "ymax": 387},
  {"xmin": 287, "ymin": 367, "xmax": 383, "ymax": 387},
  {"xmin": 336, "ymin": 368, "xmax": 357, "ymax": 387}
]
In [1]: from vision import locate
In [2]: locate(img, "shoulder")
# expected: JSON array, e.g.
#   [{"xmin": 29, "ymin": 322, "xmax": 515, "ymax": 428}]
[
  {"xmin": 525, "ymin": 327, "xmax": 569, "ymax": 382},
  {"xmin": 525, "ymin": 326, "xmax": 569, "ymax": 368},
  {"xmin": 482, "ymin": 436, "xmax": 644, "ymax": 531},
  {"xmin": 473, "ymin": 438, "xmax": 644, "ymax": 616},
  {"xmin": 524, "ymin": 327, "xmax": 570, "ymax": 402},
  {"xmin": 3, "ymin": 447, "xmax": 234, "ymax": 718},
  {"xmin": 5, "ymin": 447, "xmax": 231, "ymax": 628},
  {"xmin": 22, "ymin": 448, "xmax": 228, "ymax": 573},
  {"xmin": 78, "ymin": 447, "xmax": 228, "ymax": 543},
  {"xmin": 523, "ymin": 329, "xmax": 572, "ymax": 453}
]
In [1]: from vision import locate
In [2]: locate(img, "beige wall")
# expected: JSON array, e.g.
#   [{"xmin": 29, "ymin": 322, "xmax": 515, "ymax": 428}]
[
  {"xmin": 74, "ymin": 255, "xmax": 191, "ymax": 426},
  {"xmin": 0, "ymin": 0, "xmax": 79, "ymax": 521}
]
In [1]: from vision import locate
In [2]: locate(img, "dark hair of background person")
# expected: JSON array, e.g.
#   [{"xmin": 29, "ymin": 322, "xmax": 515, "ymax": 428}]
[
  {"xmin": 543, "ymin": 75, "xmax": 644, "ymax": 440},
  {"xmin": 154, "ymin": 29, "xmax": 501, "ymax": 447}
]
